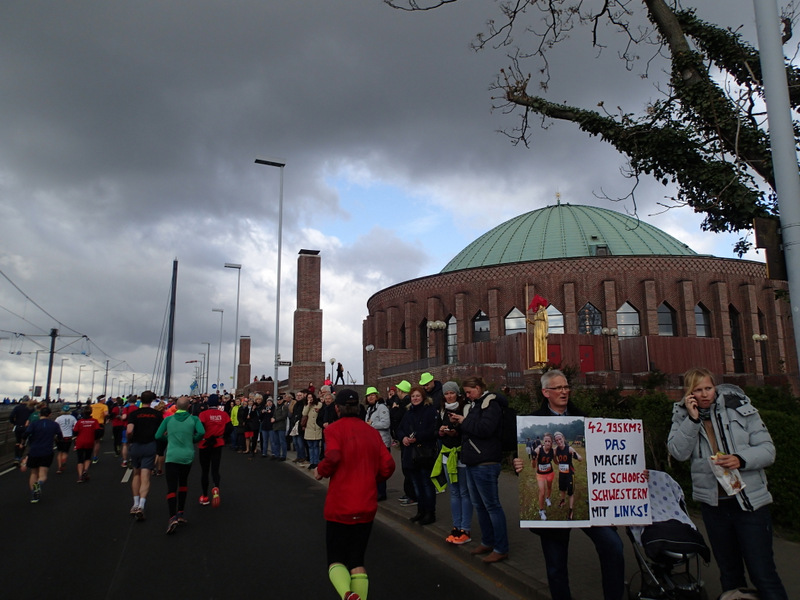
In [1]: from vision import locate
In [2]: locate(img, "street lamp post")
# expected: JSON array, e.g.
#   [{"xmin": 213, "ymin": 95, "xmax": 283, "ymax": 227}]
[
  {"xmin": 199, "ymin": 353, "xmax": 206, "ymax": 394},
  {"xmin": 212, "ymin": 308, "xmax": 224, "ymax": 391},
  {"xmin": 255, "ymin": 157, "xmax": 286, "ymax": 391},
  {"xmin": 58, "ymin": 358, "xmax": 69, "ymax": 401},
  {"xmin": 224, "ymin": 263, "xmax": 242, "ymax": 393},
  {"xmin": 202, "ymin": 342, "xmax": 211, "ymax": 393},
  {"xmin": 76, "ymin": 365, "xmax": 87, "ymax": 403},
  {"xmin": 90, "ymin": 369, "xmax": 99, "ymax": 400}
]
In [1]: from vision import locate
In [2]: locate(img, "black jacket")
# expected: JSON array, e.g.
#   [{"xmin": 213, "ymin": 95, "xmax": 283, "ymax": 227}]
[
  {"xmin": 459, "ymin": 392, "xmax": 507, "ymax": 466},
  {"xmin": 396, "ymin": 402, "xmax": 439, "ymax": 469},
  {"xmin": 316, "ymin": 402, "xmax": 337, "ymax": 429},
  {"xmin": 427, "ymin": 380, "xmax": 444, "ymax": 411}
]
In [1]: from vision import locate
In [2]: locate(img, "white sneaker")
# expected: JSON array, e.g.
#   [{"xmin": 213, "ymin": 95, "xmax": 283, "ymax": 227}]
[
  {"xmin": 545, "ymin": 498, "xmax": 552, "ymax": 507},
  {"xmin": 540, "ymin": 510, "xmax": 547, "ymax": 521}
]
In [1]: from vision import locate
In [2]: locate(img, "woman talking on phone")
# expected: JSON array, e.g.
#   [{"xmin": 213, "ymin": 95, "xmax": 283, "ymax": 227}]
[{"xmin": 667, "ymin": 367, "xmax": 787, "ymax": 599}]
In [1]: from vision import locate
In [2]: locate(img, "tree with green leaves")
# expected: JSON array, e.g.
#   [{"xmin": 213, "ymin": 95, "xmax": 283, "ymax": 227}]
[{"xmin": 386, "ymin": 0, "xmax": 799, "ymax": 252}]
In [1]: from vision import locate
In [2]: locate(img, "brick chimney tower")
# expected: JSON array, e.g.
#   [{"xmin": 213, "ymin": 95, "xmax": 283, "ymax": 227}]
[
  {"xmin": 237, "ymin": 336, "xmax": 251, "ymax": 394},
  {"xmin": 289, "ymin": 250, "xmax": 325, "ymax": 391}
]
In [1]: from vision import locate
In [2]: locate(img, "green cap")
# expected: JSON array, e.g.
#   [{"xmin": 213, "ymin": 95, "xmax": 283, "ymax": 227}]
[
  {"xmin": 365, "ymin": 387, "xmax": 378, "ymax": 396},
  {"xmin": 419, "ymin": 372, "xmax": 434, "ymax": 385},
  {"xmin": 396, "ymin": 380, "xmax": 411, "ymax": 394}
]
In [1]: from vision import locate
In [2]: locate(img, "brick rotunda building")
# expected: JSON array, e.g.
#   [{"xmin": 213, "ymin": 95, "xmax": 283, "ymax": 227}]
[{"xmin": 362, "ymin": 202, "xmax": 797, "ymax": 394}]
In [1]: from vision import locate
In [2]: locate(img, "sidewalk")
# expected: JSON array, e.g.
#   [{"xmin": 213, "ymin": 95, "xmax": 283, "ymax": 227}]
[{"xmin": 287, "ymin": 444, "xmax": 800, "ymax": 600}]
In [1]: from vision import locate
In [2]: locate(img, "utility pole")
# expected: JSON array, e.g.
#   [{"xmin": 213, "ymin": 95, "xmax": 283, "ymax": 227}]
[{"xmin": 44, "ymin": 328, "xmax": 58, "ymax": 402}]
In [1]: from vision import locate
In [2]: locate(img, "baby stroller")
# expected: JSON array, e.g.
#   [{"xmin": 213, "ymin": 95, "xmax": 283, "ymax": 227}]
[{"xmin": 626, "ymin": 470, "xmax": 711, "ymax": 600}]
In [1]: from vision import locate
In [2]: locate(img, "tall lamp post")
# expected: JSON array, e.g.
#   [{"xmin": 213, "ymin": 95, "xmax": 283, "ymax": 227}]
[
  {"xmin": 58, "ymin": 358, "xmax": 69, "ymax": 401},
  {"xmin": 753, "ymin": 0, "xmax": 800, "ymax": 369},
  {"xmin": 90, "ymin": 369, "xmax": 99, "ymax": 400},
  {"xmin": 255, "ymin": 157, "xmax": 286, "ymax": 391},
  {"xmin": 212, "ymin": 308, "xmax": 224, "ymax": 391},
  {"xmin": 199, "ymin": 353, "xmax": 206, "ymax": 394},
  {"xmin": 224, "ymin": 263, "xmax": 242, "ymax": 393},
  {"xmin": 202, "ymin": 342, "xmax": 211, "ymax": 393},
  {"xmin": 76, "ymin": 365, "xmax": 87, "ymax": 402}
]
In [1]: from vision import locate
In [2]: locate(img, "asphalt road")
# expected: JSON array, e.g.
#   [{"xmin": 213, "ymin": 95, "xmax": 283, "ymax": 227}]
[
  {"xmin": 0, "ymin": 437, "xmax": 519, "ymax": 600},
  {"xmin": 4, "ymin": 431, "xmax": 799, "ymax": 600}
]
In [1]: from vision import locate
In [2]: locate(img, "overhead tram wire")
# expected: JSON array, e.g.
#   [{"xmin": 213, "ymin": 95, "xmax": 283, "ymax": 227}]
[
  {"xmin": 1, "ymin": 267, "xmax": 139, "ymax": 396},
  {"xmin": 0, "ymin": 303, "xmax": 50, "ymax": 334},
  {"xmin": 0, "ymin": 268, "xmax": 83, "ymax": 336}
]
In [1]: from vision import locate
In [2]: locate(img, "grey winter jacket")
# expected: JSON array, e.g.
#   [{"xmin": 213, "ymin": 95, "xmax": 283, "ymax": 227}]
[
  {"xmin": 667, "ymin": 383, "xmax": 775, "ymax": 511},
  {"xmin": 272, "ymin": 402, "xmax": 289, "ymax": 432},
  {"xmin": 365, "ymin": 402, "xmax": 391, "ymax": 448}
]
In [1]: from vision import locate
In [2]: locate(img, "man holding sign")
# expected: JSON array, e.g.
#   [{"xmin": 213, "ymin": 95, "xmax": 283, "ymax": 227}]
[{"xmin": 513, "ymin": 370, "xmax": 625, "ymax": 600}]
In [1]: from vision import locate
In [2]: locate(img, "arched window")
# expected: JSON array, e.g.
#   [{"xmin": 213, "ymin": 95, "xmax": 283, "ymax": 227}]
[
  {"xmin": 505, "ymin": 308, "xmax": 526, "ymax": 335},
  {"xmin": 399, "ymin": 322, "xmax": 406, "ymax": 349},
  {"xmin": 446, "ymin": 315, "xmax": 457, "ymax": 365},
  {"xmin": 578, "ymin": 303, "xmax": 602, "ymax": 335},
  {"xmin": 473, "ymin": 310, "xmax": 490, "ymax": 342},
  {"xmin": 695, "ymin": 304, "xmax": 711, "ymax": 337},
  {"xmin": 547, "ymin": 304, "xmax": 564, "ymax": 334},
  {"xmin": 617, "ymin": 302, "xmax": 641, "ymax": 338},
  {"xmin": 729, "ymin": 305, "xmax": 744, "ymax": 373},
  {"xmin": 658, "ymin": 302, "xmax": 677, "ymax": 336}
]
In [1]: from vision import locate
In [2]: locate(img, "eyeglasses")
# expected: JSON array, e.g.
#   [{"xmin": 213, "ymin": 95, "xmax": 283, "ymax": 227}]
[{"xmin": 545, "ymin": 386, "xmax": 571, "ymax": 392}]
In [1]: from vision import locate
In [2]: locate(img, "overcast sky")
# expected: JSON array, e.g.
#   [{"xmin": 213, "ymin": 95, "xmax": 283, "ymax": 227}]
[{"xmin": 0, "ymin": 1, "xmax": 781, "ymax": 400}]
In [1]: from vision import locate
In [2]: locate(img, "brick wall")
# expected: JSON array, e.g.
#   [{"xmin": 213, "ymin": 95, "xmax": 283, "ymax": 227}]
[{"xmin": 364, "ymin": 255, "xmax": 796, "ymax": 383}]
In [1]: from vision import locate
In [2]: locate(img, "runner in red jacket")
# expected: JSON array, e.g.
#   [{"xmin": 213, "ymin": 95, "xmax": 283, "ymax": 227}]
[
  {"xmin": 73, "ymin": 406, "xmax": 100, "ymax": 482},
  {"xmin": 314, "ymin": 389, "xmax": 395, "ymax": 600},
  {"xmin": 197, "ymin": 394, "xmax": 232, "ymax": 508}
]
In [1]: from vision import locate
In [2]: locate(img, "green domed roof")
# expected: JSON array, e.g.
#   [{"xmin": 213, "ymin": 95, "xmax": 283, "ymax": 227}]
[{"xmin": 441, "ymin": 203, "xmax": 696, "ymax": 272}]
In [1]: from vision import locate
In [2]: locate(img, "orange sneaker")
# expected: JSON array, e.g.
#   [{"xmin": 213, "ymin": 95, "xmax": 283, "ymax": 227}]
[
  {"xmin": 451, "ymin": 530, "xmax": 472, "ymax": 545},
  {"xmin": 445, "ymin": 527, "xmax": 460, "ymax": 543}
]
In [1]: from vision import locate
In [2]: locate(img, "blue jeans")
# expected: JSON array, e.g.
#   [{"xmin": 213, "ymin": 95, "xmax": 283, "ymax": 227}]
[
  {"xmin": 260, "ymin": 428, "xmax": 270, "ymax": 455},
  {"xmin": 293, "ymin": 434, "xmax": 306, "ymax": 460},
  {"xmin": 408, "ymin": 464, "xmax": 436, "ymax": 512},
  {"xmin": 306, "ymin": 439, "xmax": 320, "ymax": 465},
  {"xmin": 446, "ymin": 465, "xmax": 473, "ymax": 531},
  {"xmin": 270, "ymin": 430, "xmax": 287, "ymax": 459},
  {"xmin": 229, "ymin": 427, "xmax": 238, "ymax": 449},
  {"xmin": 537, "ymin": 526, "xmax": 624, "ymax": 600},
  {"xmin": 465, "ymin": 463, "xmax": 508, "ymax": 554},
  {"xmin": 701, "ymin": 501, "xmax": 787, "ymax": 599}
]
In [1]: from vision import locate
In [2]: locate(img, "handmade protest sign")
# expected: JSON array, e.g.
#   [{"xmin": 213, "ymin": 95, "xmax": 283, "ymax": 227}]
[
  {"xmin": 518, "ymin": 417, "xmax": 650, "ymax": 528},
  {"xmin": 584, "ymin": 418, "xmax": 649, "ymax": 526}
]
